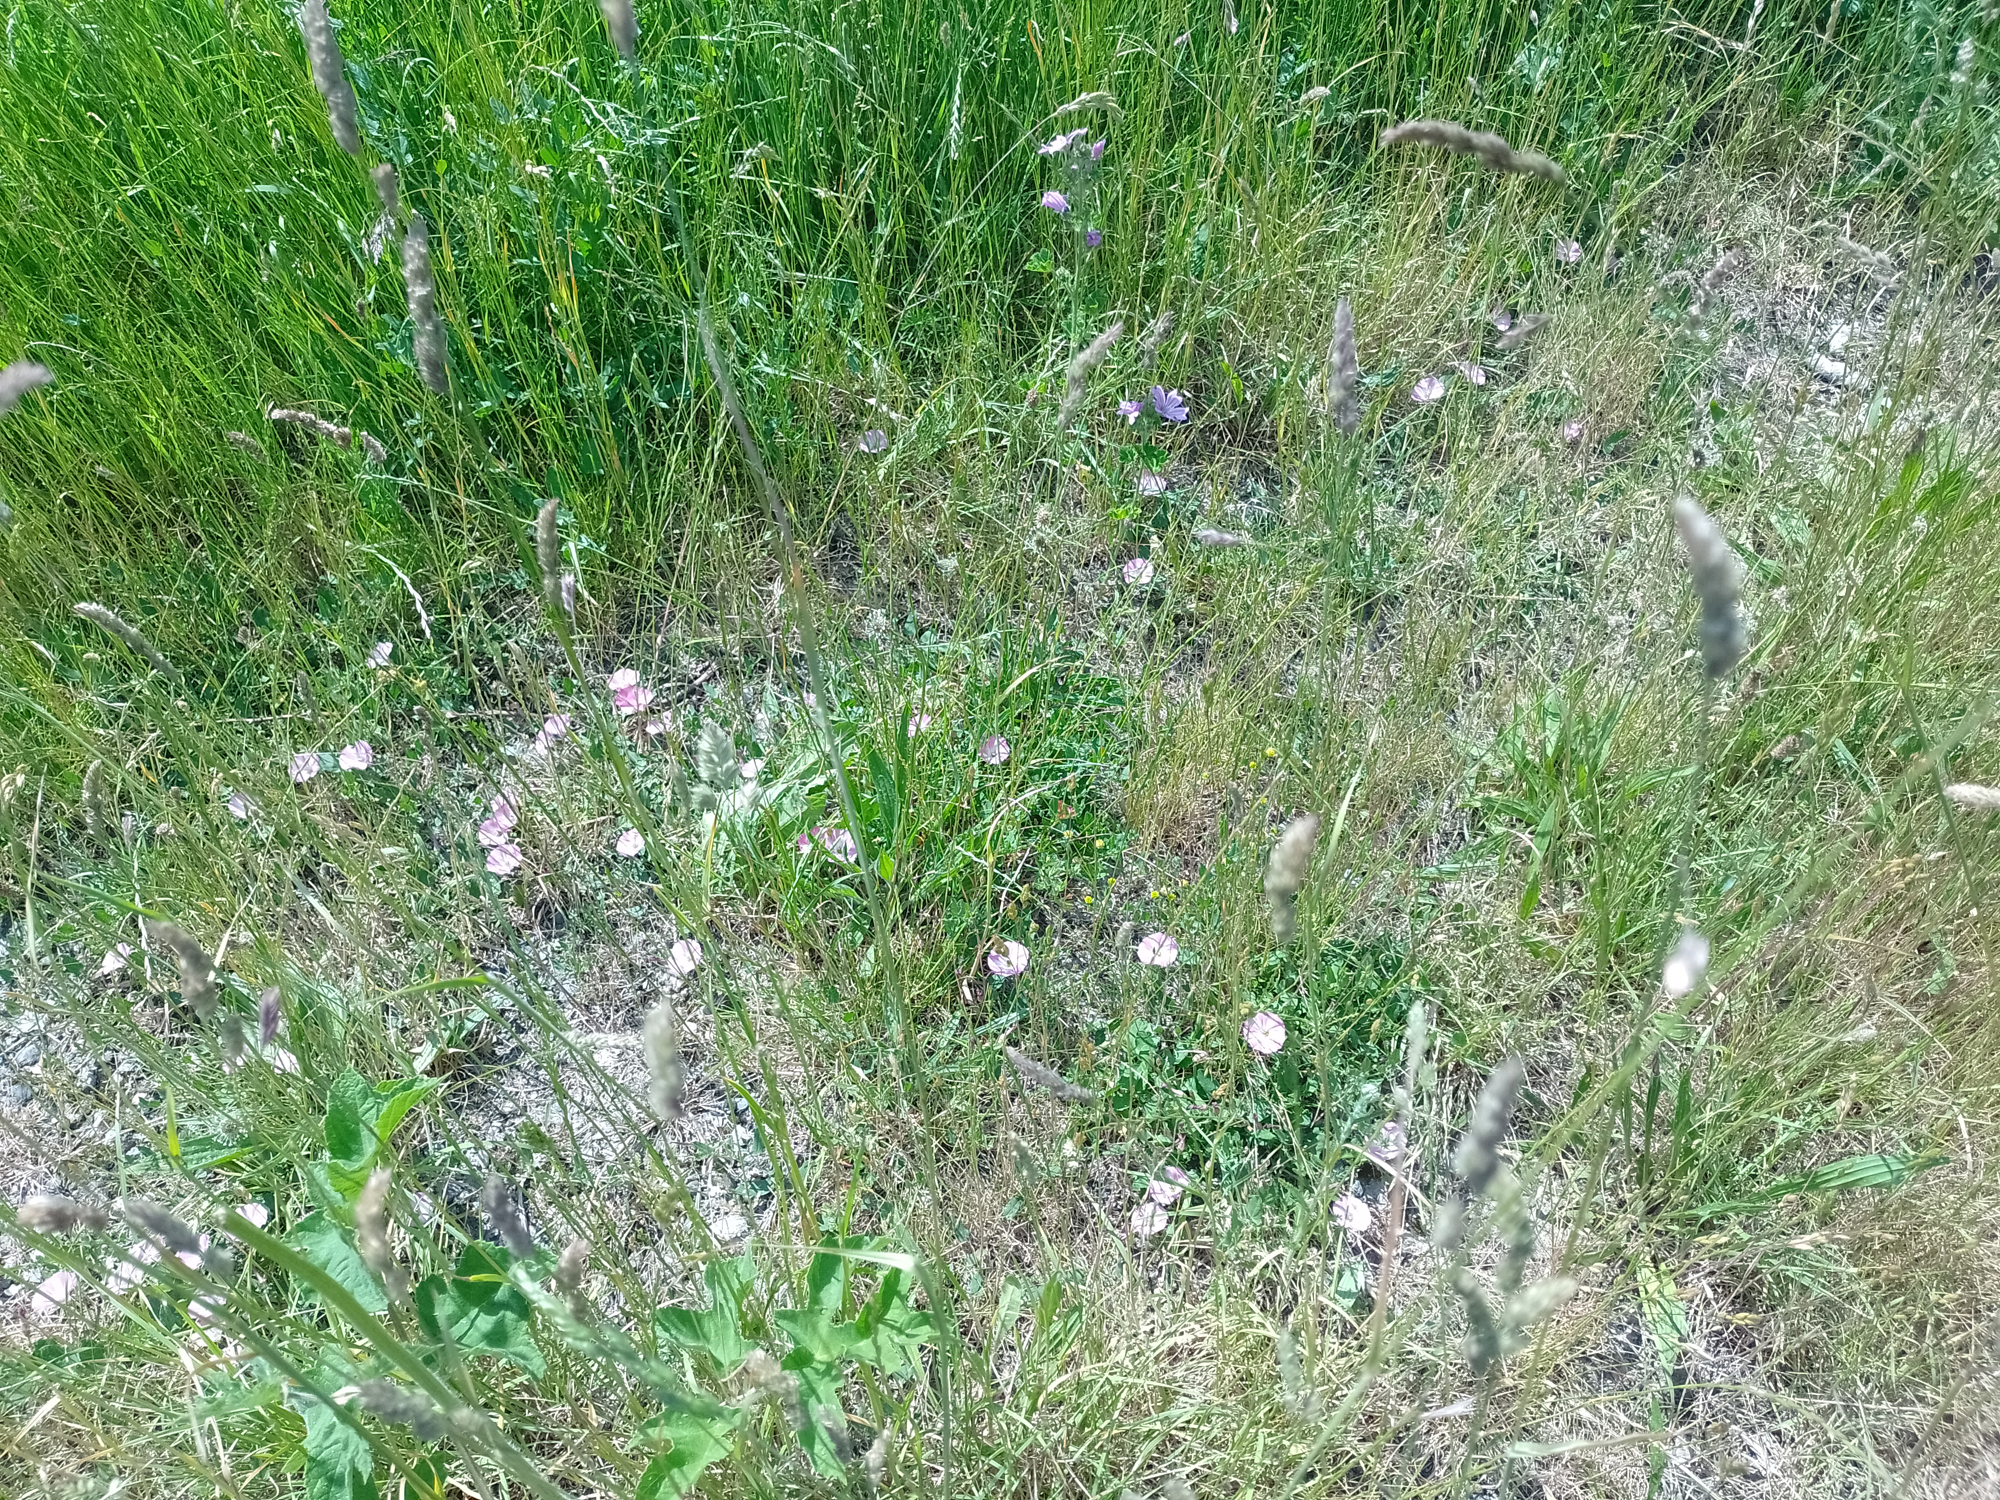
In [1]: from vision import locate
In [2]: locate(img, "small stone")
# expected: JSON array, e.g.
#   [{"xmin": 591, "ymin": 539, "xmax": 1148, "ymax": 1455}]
[
  {"xmin": 6, "ymin": 1084, "xmax": 33, "ymax": 1107},
  {"xmin": 14, "ymin": 1043, "xmax": 40, "ymax": 1069}
]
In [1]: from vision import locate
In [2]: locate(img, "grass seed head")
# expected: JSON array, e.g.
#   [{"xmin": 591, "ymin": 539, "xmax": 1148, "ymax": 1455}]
[
  {"xmin": 74, "ymin": 602, "xmax": 179, "ymax": 682},
  {"xmin": 1453, "ymin": 1056, "xmax": 1524, "ymax": 1200},
  {"xmin": 1264, "ymin": 812, "xmax": 1322, "ymax": 943},
  {"xmin": 356, "ymin": 1380, "xmax": 451, "ymax": 1443},
  {"xmin": 268, "ymin": 407, "xmax": 351, "ymax": 447},
  {"xmin": 143, "ymin": 919, "xmax": 217, "ymax": 1019},
  {"xmin": 0, "ymin": 360, "xmax": 54, "ymax": 414},
  {"xmin": 357, "ymin": 430, "xmax": 386, "ymax": 465},
  {"xmin": 865, "ymin": 1423, "xmax": 891, "ymax": 1492},
  {"xmin": 224, "ymin": 430, "xmax": 265, "ymax": 457},
  {"xmin": 555, "ymin": 1236, "xmax": 589, "ymax": 1299},
  {"xmin": 117, "ymin": 1197, "xmax": 204, "ymax": 1262},
  {"xmin": 535, "ymin": 498, "xmax": 562, "ymax": 608},
  {"xmin": 1138, "ymin": 310, "xmax": 1174, "ymax": 367},
  {"xmin": 1329, "ymin": 297, "xmax": 1359, "ymax": 435},
  {"xmin": 371, "ymin": 163, "xmax": 400, "ymax": 220},
  {"xmin": 481, "ymin": 1172, "xmax": 537, "ymax": 1260},
  {"xmin": 1497, "ymin": 312, "xmax": 1552, "ymax": 351},
  {"xmin": 1379, "ymin": 119, "xmax": 1565, "ymax": 182},
  {"xmin": 19, "ymin": 1194, "xmax": 109, "ymax": 1233},
  {"xmin": 1944, "ymin": 783, "xmax": 2000, "ymax": 812},
  {"xmin": 1004, "ymin": 1044, "xmax": 1097, "ymax": 1103},
  {"xmin": 257, "ymin": 986, "xmax": 282, "ymax": 1048},
  {"xmin": 403, "ymin": 215, "xmax": 449, "ymax": 394},
  {"xmin": 1690, "ymin": 249, "xmax": 1745, "ymax": 322},
  {"xmin": 1450, "ymin": 1264, "xmax": 1505, "ymax": 1374},
  {"xmin": 1058, "ymin": 319, "xmax": 1122, "ymax": 428},
  {"xmin": 1672, "ymin": 495, "xmax": 1747, "ymax": 677},
  {"xmin": 642, "ymin": 998, "xmax": 685, "ymax": 1122},
  {"xmin": 298, "ymin": 0, "xmax": 363, "ymax": 156},
  {"xmin": 600, "ymin": 0, "xmax": 638, "ymax": 61},
  {"xmin": 1192, "ymin": 527, "xmax": 1252, "ymax": 547},
  {"xmin": 356, "ymin": 1167, "xmax": 409, "ymax": 1304},
  {"xmin": 81, "ymin": 758, "xmax": 108, "ymax": 844}
]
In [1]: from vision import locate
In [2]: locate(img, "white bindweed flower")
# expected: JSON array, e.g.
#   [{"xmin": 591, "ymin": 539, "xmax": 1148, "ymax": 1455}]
[
  {"xmin": 1331, "ymin": 1192, "xmax": 1371, "ymax": 1233},
  {"xmin": 1136, "ymin": 931, "xmax": 1179, "ymax": 967},
  {"xmin": 986, "ymin": 939, "xmax": 1030, "ymax": 978},
  {"xmin": 616, "ymin": 829, "xmax": 645, "ymax": 857}
]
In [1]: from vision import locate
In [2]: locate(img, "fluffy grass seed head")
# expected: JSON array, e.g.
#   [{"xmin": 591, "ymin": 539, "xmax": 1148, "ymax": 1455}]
[
  {"xmin": 554, "ymin": 1235, "xmax": 590, "ymax": 1316},
  {"xmin": 268, "ymin": 406, "xmax": 351, "ymax": 448},
  {"xmin": 642, "ymin": 997, "xmax": 685, "ymax": 1123},
  {"xmin": 534, "ymin": 498, "xmax": 563, "ymax": 609},
  {"xmin": 1379, "ymin": 119, "xmax": 1565, "ymax": 182},
  {"xmin": 1660, "ymin": 926, "xmax": 1711, "ymax": 998},
  {"xmin": 1264, "ymin": 812, "xmax": 1322, "ymax": 943},
  {"xmin": 1690, "ymin": 248, "xmax": 1744, "ymax": 322},
  {"xmin": 74, "ymin": 602, "xmax": 179, "ymax": 682},
  {"xmin": 403, "ymin": 215, "xmax": 449, "ymax": 394},
  {"xmin": 1193, "ymin": 526, "xmax": 1252, "ymax": 548},
  {"xmin": 1058, "ymin": 319, "xmax": 1122, "ymax": 427},
  {"xmin": 1944, "ymin": 783, "xmax": 2000, "ymax": 813},
  {"xmin": 1497, "ymin": 312, "xmax": 1552, "ymax": 351},
  {"xmin": 600, "ymin": 0, "xmax": 638, "ymax": 61},
  {"xmin": 371, "ymin": 163, "xmax": 400, "ymax": 220},
  {"xmin": 81, "ymin": 758, "xmax": 108, "ymax": 844},
  {"xmin": 258, "ymin": 986, "xmax": 282, "ymax": 1048},
  {"xmin": 298, "ymin": 0, "xmax": 363, "ymax": 156},
  {"xmin": 0, "ymin": 360, "xmax": 54, "ymax": 414},
  {"xmin": 865, "ymin": 1423, "xmax": 891, "ymax": 1492},
  {"xmin": 481, "ymin": 1173, "xmax": 536, "ymax": 1260},
  {"xmin": 1138, "ymin": 310, "xmax": 1174, "ymax": 367},
  {"xmin": 1329, "ymin": 297, "xmax": 1360, "ymax": 435},
  {"xmin": 356, "ymin": 1167, "xmax": 409, "ymax": 1305},
  {"xmin": 356, "ymin": 1379, "xmax": 452, "ymax": 1443},
  {"xmin": 1672, "ymin": 495, "xmax": 1747, "ymax": 678},
  {"xmin": 1004, "ymin": 1044, "xmax": 1097, "ymax": 1103},
  {"xmin": 143, "ymin": 919, "xmax": 217, "ymax": 1020},
  {"xmin": 19, "ymin": 1195, "xmax": 110, "ymax": 1233},
  {"xmin": 1452, "ymin": 1056, "xmax": 1524, "ymax": 1200}
]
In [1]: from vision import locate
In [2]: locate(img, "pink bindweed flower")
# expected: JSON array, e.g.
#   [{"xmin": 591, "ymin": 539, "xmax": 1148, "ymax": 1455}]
[
  {"xmin": 1136, "ymin": 931, "xmax": 1178, "ymax": 966},
  {"xmin": 908, "ymin": 712, "xmax": 934, "ymax": 734},
  {"xmin": 485, "ymin": 842, "xmax": 523, "ymax": 876},
  {"xmin": 1242, "ymin": 1009, "xmax": 1287, "ymax": 1056},
  {"xmin": 365, "ymin": 641, "xmax": 393, "ymax": 668},
  {"xmin": 607, "ymin": 668, "xmax": 640, "ymax": 692},
  {"xmin": 1491, "ymin": 307, "xmax": 1514, "ymax": 332},
  {"xmin": 1363, "ymin": 1120, "xmax": 1408, "ymax": 1170},
  {"xmin": 859, "ymin": 428, "xmax": 888, "ymax": 453},
  {"xmin": 1118, "ymin": 398, "xmax": 1142, "ymax": 423},
  {"xmin": 289, "ymin": 752, "xmax": 321, "ymax": 784},
  {"xmin": 1561, "ymin": 417, "xmax": 1586, "ymax": 444},
  {"xmin": 638, "ymin": 716, "xmax": 666, "ymax": 738},
  {"xmin": 668, "ymin": 938, "xmax": 703, "ymax": 977},
  {"xmin": 978, "ymin": 734, "xmax": 1011, "ymax": 765},
  {"xmin": 1123, "ymin": 557, "xmax": 1156, "ymax": 586},
  {"xmin": 1146, "ymin": 1165, "xmax": 1191, "ymax": 1205},
  {"xmin": 1085, "ymin": 228, "xmax": 1103, "ymax": 249},
  {"xmin": 986, "ymin": 939, "xmax": 1029, "ymax": 977},
  {"xmin": 1411, "ymin": 375, "xmax": 1446, "ymax": 403},
  {"xmin": 1150, "ymin": 385, "xmax": 1189, "ymax": 422},
  {"xmin": 1129, "ymin": 1199, "xmax": 1169, "ymax": 1238},
  {"xmin": 616, "ymin": 828, "xmax": 645, "ymax": 857},
  {"xmin": 477, "ymin": 815, "xmax": 514, "ymax": 848},
  {"xmin": 226, "ymin": 792, "xmax": 252, "ymax": 820},
  {"xmin": 31, "ymin": 1270, "xmax": 77, "ymax": 1314},
  {"xmin": 236, "ymin": 1203, "xmax": 270, "ymax": 1229},
  {"xmin": 1454, "ymin": 362, "xmax": 1488, "ymax": 386},
  {"xmin": 1555, "ymin": 237, "xmax": 1583, "ymax": 264},
  {"xmin": 99, "ymin": 943, "xmax": 133, "ymax": 977},
  {"xmin": 1331, "ymin": 1192, "xmax": 1372, "ymax": 1233},
  {"xmin": 814, "ymin": 825, "xmax": 860, "ymax": 863},
  {"xmin": 1136, "ymin": 471, "xmax": 1168, "ymax": 496},
  {"xmin": 531, "ymin": 713, "xmax": 573, "ymax": 754},
  {"xmin": 338, "ymin": 740, "xmax": 373, "ymax": 771},
  {"xmin": 1041, "ymin": 190, "xmax": 1069, "ymax": 214}
]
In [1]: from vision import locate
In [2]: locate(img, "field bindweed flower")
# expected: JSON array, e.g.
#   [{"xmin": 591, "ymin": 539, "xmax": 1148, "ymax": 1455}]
[
  {"xmin": 531, "ymin": 713, "xmax": 573, "ymax": 754},
  {"xmin": 290, "ymin": 752, "xmax": 321, "ymax": 784},
  {"xmin": 365, "ymin": 640, "xmax": 393, "ymax": 668},
  {"xmin": 859, "ymin": 428, "xmax": 888, "ymax": 453},
  {"xmin": 616, "ymin": 828, "xmax": 644, "ymax": 857},
  {"xmin": 1085, "ymin": 229, "xmax": 1103, "ymax": 248},
  {"xmin": 1147, "ymin": 1166, "xmax": 1191, "ymax": 1205},
  {"xmin": 1555, "ymin": 237, "xmax": 1583, "ymax": 264},
  {"xmin": 668, "ymin": 938, "xmax": 703, "ymax": 977},
  {"xmin": 477, "ymin": 815, "xmax": 513, "ymax": 848},
  {"xmin": 608, "ymin": 670, "xmax": 655, "ymax": 715},
  {"xmin": 1136, "ymin": 931, "xmax": 1178, "ymax": 966},
  {"xmin": 1411, "ymin": 375, "xmax": 1446, "ymax": 403},
  {"xmin": 226, "ymin": 791, "xmax": 252, "ymax": 820},
  {"xmin": 1364, "ymin": 1120, "xmax": 1408, "ymax": 1170},
  {"xmin": 1242, "ymin": 1010, "xmax": 1286, "ymax": 1056},
  {"xmin": 338, "ymin": 741, "xmax": 373, "ymax": 772},
  {"xmin": 908, "ymin": 712, "xmax": 934, "ymax": 733},
  {"xmin": 1561, "ymin": 417, "xmax": 1586, "ymax": 444},
  {"xmin": 1150, "ymin": 386, "xmax": 1189, "ymax": 422},
  {"xmin": 1130, "ymin": 1200, "xmax": 1168, "ymax": 1237},
  {"xmin": 1118, "ymin": 398, "xmax": 1142, "ymax": 423},
  {"xmin": 31, "ymin": 1270, "xmax": 77, "ymax": 1315},
  {"xmin": 99, "ymin": 943, "xmax": 133, "ymax": 977},
  {"xmin": 814, "ymin": 825, "xmax": 860, "ymax": 863},
  {"xmin": 979, "ymin": 734, "xmax": 1011, "ymax": 765},
  {"xmin": 1331, "ymin": 1192, "xmax": 1372, "ymax": 1233},
  {"xmin": 1454, "ymin": 362, "xmax": 1488, "ymax": 385},
  {"xmin": 1041, "ymin": 190, "xmax": 1069, "ymax": 214},
  {"xmin": 1136, "ymin": 471, "xmax": 1168, "ymax": 497},
  {"xmin": 485, "ymin": 842, "xmax": 522, "ymax": 876},
  {"xmin": 987, "ymin": 939, "xmax": 1030, "ymax": 977},
  {"xmin": 1123, "ymin": 557, "xmax": 1156, "ymax": 586}
]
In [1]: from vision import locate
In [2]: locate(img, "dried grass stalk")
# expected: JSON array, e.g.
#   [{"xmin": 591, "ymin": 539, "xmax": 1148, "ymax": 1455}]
[
  {"xmin": 356, "ymin": 1167, "xmax": 409, "ymax": 1305},
  {"xmin": 74, "ymin": 602, "xmax": 179, "ymax": 682},
  {"xmin": 1058, "ymin": 320, "xmax": 1122, "ymax": 427},
  {"xmin": 481, "ymin": 1173, "xmax": 536, "ymax": 1260},
  {"xmin": 1379, "ymin": 119, "xmax": 1565, "ymax": 182}
]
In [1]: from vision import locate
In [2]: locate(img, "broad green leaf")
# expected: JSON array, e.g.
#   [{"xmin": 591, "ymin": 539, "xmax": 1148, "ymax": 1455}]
[
  {"xmin": 654, "ymin": 1257, "xmax": 752, "ymax": 1370},
  {"xmin": 781, "ymin": 1347, "xmax": 849, "ymax": 1479},
  {"xmin": 323, "ymin": 1071, "xmax": 441, "ymax": 1200},
  {"xmin": 295, "ymin": 1351, "xmax": 377, "ymax": 1500},
  {"xmin": 635, "ymin": 1405, "xmax": 739, "ymax": 1499},
  {"xmin": 1769, "ymin": 1151, "xmax": 1946, "ymax": 1198},
  {"xmin": 290, "ymin": 1212, "xmax": 388, "ymax": 1315},
  {"xmin": 803, "ymin": 1239, "xmax": 851, "ymax": 1316},
  {"xmin": 772, "ymin": 1307, "xmax": 865, "ymax": 1364},
  {"xmin": 1633, "ymin": 1258, "xmax": 1687, "ymax": 1383},
  {"xmin": 414, "ymin": 1243, "xmax": 543, "ymax": 1378},
  {"xmin": 323, "ymin": 1070, "xmax": 374, "ymax": 1165},
  {"xmin": 368, "ymin": 1078, "xmax": 440, "ymax": 1153}
]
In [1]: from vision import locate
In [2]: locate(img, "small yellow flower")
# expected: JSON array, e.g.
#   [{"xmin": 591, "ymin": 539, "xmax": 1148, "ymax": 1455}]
[
  {"xmin": 1265, "ymin": 746, "xmax": 1277, "ymax": 758},
  {"xmin": 1083, "ymin": 894, "xmax": 1093, "ymax": 904}
]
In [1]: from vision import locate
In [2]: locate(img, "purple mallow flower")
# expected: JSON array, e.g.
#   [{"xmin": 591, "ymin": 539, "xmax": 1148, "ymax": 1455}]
[
  {"xmin": 1085, "ymin": 229, "xmax": 1103, "ymax": 248},
  {"xmin": 1150, "ymin": 385, "xmax": 1188, "ymax": 422},
  {"xmin": 1041, "ymin": 190, "xmax": 1069, "ymax": 214},
  {"xmin": 1118, "ymin": 398, "xmax": 1142, "ymax": 424}
]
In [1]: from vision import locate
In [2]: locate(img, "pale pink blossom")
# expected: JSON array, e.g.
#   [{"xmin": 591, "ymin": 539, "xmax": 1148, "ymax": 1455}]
[
  {"xmin": 668, "ymin": 938, "xmax": 703, "ymax": 977},
  {"xmin": 979, "ymin": 734, "xmax": 1011, "ymax": 765},
  {"xmin": 1454, "ymin": 362, "xmax": 1488, "ymax": 386},
  {"xmin": 607, "ymin": 669, "xmax": 655, "ymax": 715},
  {"xmin": 986, "ymin": 939, "xmax": 1030, "ymax": 977},
  {"xmin": 531, "ymin": 714, "xmax": 573, "ymax": 754},
  {"xmin": 1363, "ymin": 1120, "xmax": 1408, "ymax": 1170},
  {"xmin": 365, "ymin": 641, "xmax": 393, "ymax": 668},
  {"xmin": 1146, "ymin": 1166, "xmax": 1191, "ymax": 1205},
  {"xmin": 226, "ymin": 792, "xmax": 252, "ymax": 820},
  {"xmin": 99, "ymin": 943, "xmax": 134, "ymax": 977},
  {"xmin": 1331, "ymin": 1192, "xmax": 1372, "ymax": 1233},
  {"xmin": 109, "ymin": 1239, "xmax": 159, "ymax": 1293},
  {"xmin": 266, "ymin": 1046, "xmax": 301, "ymax": 1074},
  {"xmin": 814, "ymin": 825, "xmax": 859, "ymax": 863},
  {"xmin": 1129, "ymin": 1200, "xmax": 1169, "ymax": 1238},
  {"xmin": 338, "ymin": 740, "xmax": 373, "ymax": 772},
  {"xmin": 1136, "ymin": 931, "xmax": 1179, "ymax": 967},
  {"xmin": 477, "ymin": 815, "xmax": 515, "ymax": 848},
  {"xmin": 485, "ymin": 842, "xmax": 523, "ymax": 876},
  {"xmin": 1242, "ymin": 1009, "xmax": 1287, "ymax": 1056},
  {"xmin": 236, "ymin": 1203, "xmax": 270, "ymax": 1228},
  {"xmin": 739, "ymin": 758, "xmax": 764, "ymax": 781},
  {"xmin": 1561, "ymin": 417, "xmax": 1586, "ymax": 444},
  {"xmin": 31, "ymin": 1270, "xmax": 77, "ymax": 1314},
  {"xmin": 907, "ymin": 712, "xmax": 935, "ymax": 734},
  {"xmin": 488, "ymin": 794, "xmax": 518, "ymax": 827},
  {"xmin": 859, "ymin": 428, "xmax": 888, "ymax": 453},
  {"xmin": 1555, "ymin": 237, "xmax": 1583, "ymax": 264},
  {"xmin": 289, "ymin": 752, "xmax": 321, "ymax": 784},
  {"xmin": 1041, "ymin": 189, "xmax": 1070, "ymax": 214},
  {"xmin": 1136, "ymin": 471, "xmax": 1168, "ymax": 496},
  {"xmin": 1411, "ymin": 375, "xmax": 1446, "ymax": 404},
  {"xmin": 607, "ymin": 668, "xmax": 641, "ymax": 692},
  {"xmin": 1123, "ymin": 557, "xmax": 1156, "ymax": 586},
  {"xmin": 616, "ymin": 829, "xmax": 645, "ymax": 857}
]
